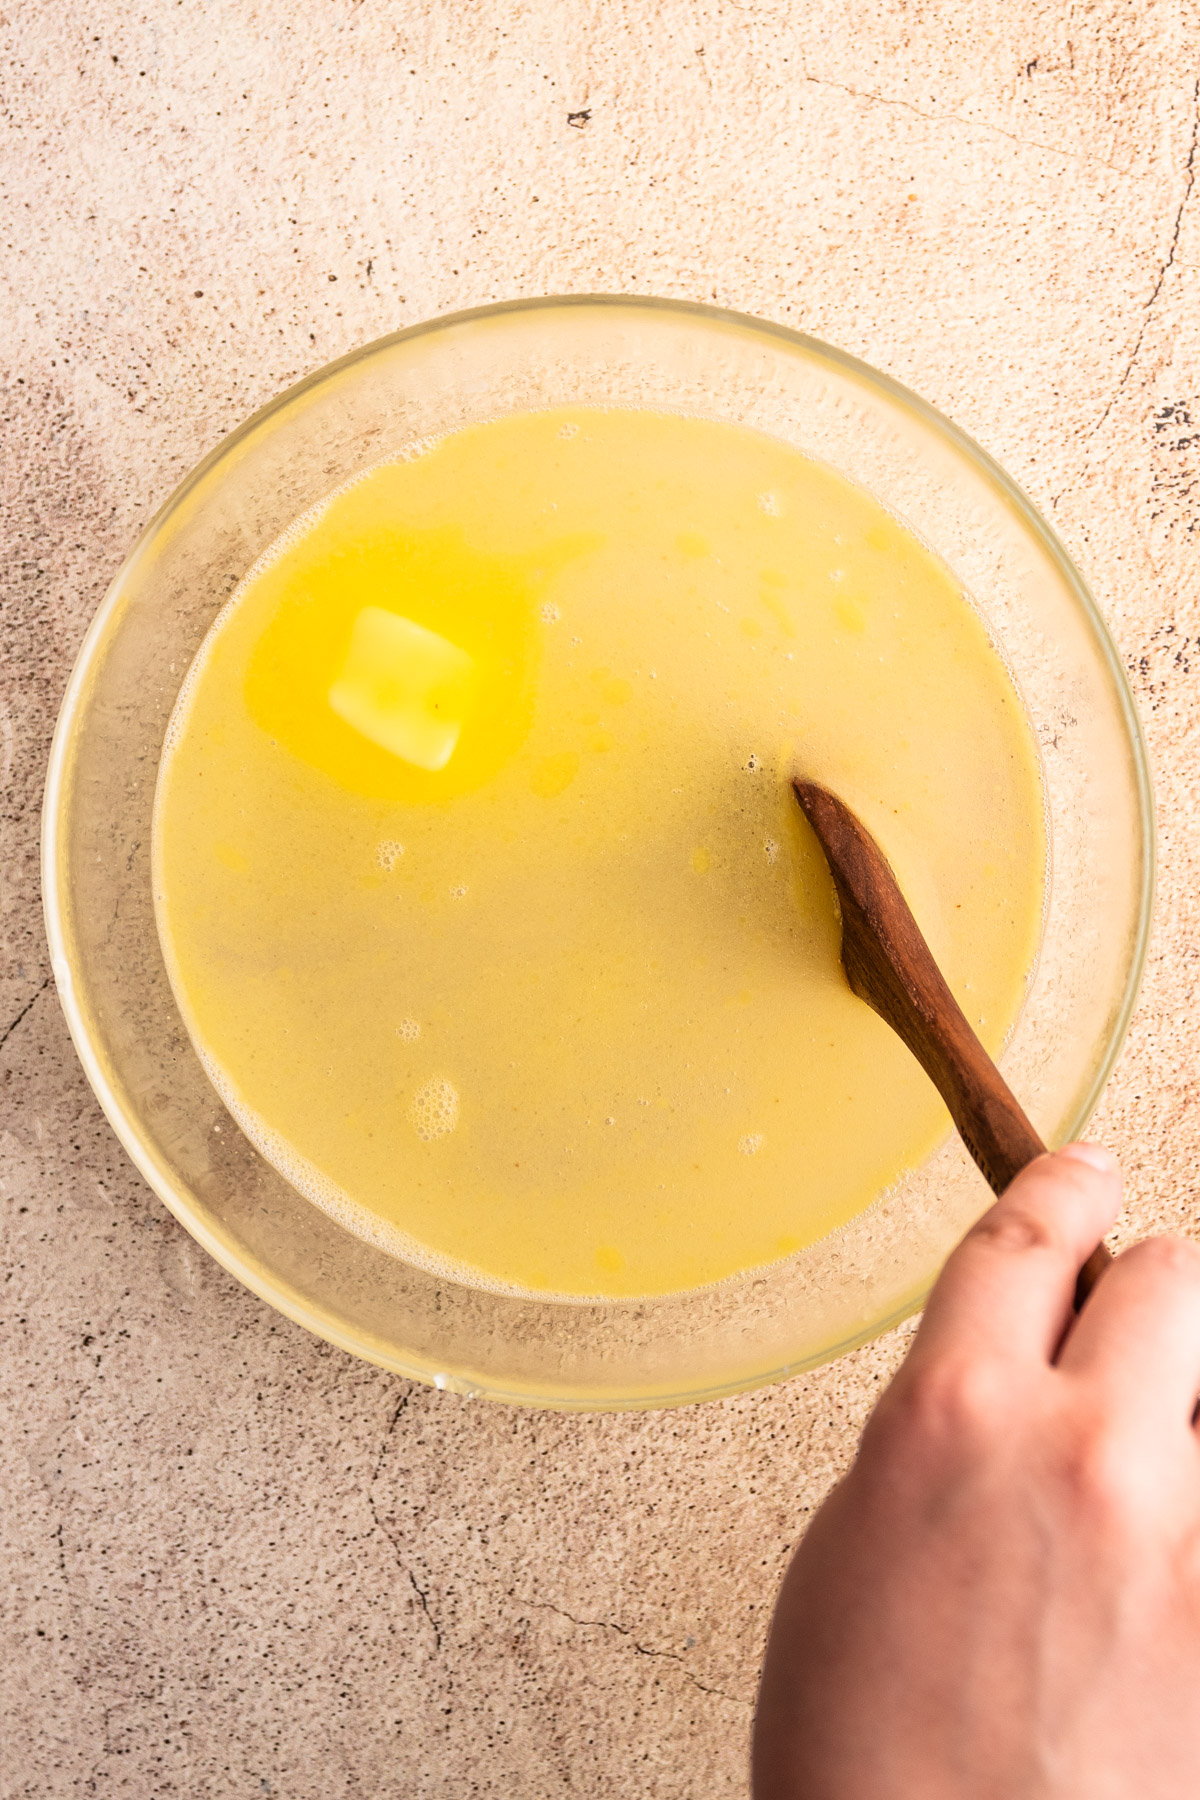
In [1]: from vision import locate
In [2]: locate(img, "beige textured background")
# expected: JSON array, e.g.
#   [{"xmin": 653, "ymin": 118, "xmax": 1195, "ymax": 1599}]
[{"xmin": 3, "ymin": 3, "xmax": 1199, "ymax": 1793}]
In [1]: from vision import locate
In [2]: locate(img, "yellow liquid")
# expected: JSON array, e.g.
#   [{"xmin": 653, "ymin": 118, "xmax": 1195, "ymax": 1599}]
[{"xmin": 153, "ymin": 408, "xmax": 1046, "ymax": 1299}]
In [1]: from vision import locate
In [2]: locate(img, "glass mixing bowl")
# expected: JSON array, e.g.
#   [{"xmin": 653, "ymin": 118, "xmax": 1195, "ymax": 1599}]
[{"xmin": 43, "ymin": 297, "xmax": 1153, "ymax": 1409}]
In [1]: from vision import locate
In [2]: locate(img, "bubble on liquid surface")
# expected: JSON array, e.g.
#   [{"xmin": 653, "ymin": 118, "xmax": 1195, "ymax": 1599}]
[
  {"xmin": 449, "ymin": 882, "xmax": 469, "ymax": 898},
  {"xmin": 765, "ymin": 838, "xmax": 780, "ymax": 865},
  {"xmin": 397, "ymin": 1018, "xmax": 421, "ymax": 1042},
  {"xmin": 541, "ymin": 602, "xmax": 561, "ymax": 623},
  {"xmin": 757, "ymin": 491, "xmax": 782, "ymax": 517},
  {"xmin": 558, "ymin": 422, "xmax": 580, "ymax": 439},
  {"xmin": 411, "ymin": 1077, "xmax": 460, "ymax": 1141},
  {"xmin": 377, "ymin": 840, "xmax": 405, "ymax": 871},
  {"xmin": 739, "ymin": 1133, "xmax": 764, "ymax": 1156}
]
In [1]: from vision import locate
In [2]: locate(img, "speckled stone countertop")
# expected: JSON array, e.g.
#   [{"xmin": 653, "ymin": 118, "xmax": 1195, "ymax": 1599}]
[{"xmin": 3, "ymin": 4, "xmax": 1199, "ymax": 1793}]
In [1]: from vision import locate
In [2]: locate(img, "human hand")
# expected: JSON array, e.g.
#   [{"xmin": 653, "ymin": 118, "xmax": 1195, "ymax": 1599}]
[{"xmin": 752, "ymin": 1146, "xmax": 1200, "ymax": 1799}]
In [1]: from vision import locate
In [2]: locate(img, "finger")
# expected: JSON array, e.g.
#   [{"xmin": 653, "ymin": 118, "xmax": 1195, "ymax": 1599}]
[
  {"xmin": 909, "ymin": 1145, "xmax": 1121, "ymax": 1371},
  {"xmin": 1057, "ymin": 1233, "xmax": 1200, "ymax": 1424}
]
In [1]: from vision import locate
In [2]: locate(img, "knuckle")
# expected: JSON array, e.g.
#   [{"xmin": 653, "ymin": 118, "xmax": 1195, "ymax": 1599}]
[
  {"xmin": 1054, "ymin": 1408, "xmax": 1147, "ymax": 1525},
  {"xmin": 884, "ymin": 1354, "xmax": 1010, "ymax": 1450},
  {"xmin": 968, "ymin": 1205, "xmax": 1060, "ymax": 1257},
  {"xmin": 1118, "ymin": 1234, "xmax": 1200, "ymax": 1291}
]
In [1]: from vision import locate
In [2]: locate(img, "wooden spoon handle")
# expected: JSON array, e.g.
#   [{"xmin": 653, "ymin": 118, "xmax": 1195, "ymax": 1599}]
[
  {"xmin": 792, "ymin": 780, "xmax": 1112, "ymax": 1306},
  {"xmin": 887, "ymin": 1004, "xmax": 1112, "ymax": 1306}
]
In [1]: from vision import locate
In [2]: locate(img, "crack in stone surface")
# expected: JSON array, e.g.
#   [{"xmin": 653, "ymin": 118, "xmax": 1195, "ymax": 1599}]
[
  {"xmin": 362, "ymin": 1399, "xmax": 746, "ymax": 1700},
  {"xmin": 366, "ymin": 1390, "xmax": 443, "ymax": 1651},
  {"xmin": 1087, "ymin": 78, "xmax": 1200, "ymax": 440},
  {"xmin": 403, "ymin": 1566, "xmax": 441, "ymax": 1650},
  {"xmin": 0, "ymin": 974, "xmax": 50, "ymax": 1053},
  {"xmin": 518, "ymin": 1594, "xmax": 742, "ymax": 1705},
  {"xmin": 800, "ymin": 71, "xmax": 1131, "ymax": 175}
]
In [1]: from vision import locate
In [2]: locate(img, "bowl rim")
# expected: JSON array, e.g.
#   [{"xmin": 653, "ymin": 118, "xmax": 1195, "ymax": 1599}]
[{"xmin": 41, "ymin": 292, "xmax": 1156, "ymax": 1409}]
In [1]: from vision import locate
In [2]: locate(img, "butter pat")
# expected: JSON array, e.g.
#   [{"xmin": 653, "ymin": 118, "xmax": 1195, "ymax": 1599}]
[{"xmin": 329, "ymin": 606, "xmax": 477, "ymax": 771}]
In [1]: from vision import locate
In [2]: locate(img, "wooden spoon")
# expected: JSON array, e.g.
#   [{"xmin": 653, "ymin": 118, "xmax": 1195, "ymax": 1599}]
[{"xmin": 792, "ymin": 778, "xmax": 1112, "ymax": 1304}]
